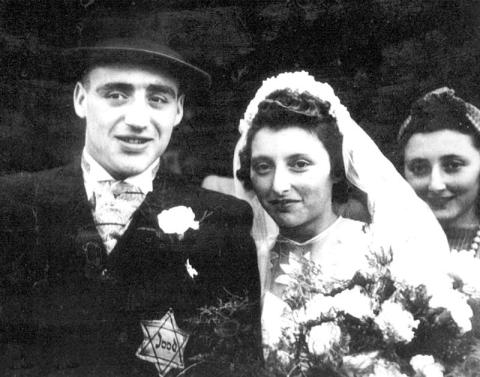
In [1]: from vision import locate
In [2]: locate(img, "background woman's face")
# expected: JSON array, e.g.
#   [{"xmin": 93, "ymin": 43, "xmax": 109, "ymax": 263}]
[
  {"xmin": 250, "ymin": 126, "xmax": 335, "ymax": 240},
  {"xmin": 404, "ymin": 129, "xmax": 480, "ymax": 227}
]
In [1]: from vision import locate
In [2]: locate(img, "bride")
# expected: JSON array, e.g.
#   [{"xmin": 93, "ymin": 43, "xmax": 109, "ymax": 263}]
[
  {"xmin": 232, "ymin": 72, "xmax": 457, "ymax": 371},
  {"xmin": 235, "ymin": 86, "xmax": 372, "ymax": 296}
]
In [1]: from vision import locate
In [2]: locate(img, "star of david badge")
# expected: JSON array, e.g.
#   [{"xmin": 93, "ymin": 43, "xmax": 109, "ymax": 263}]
[{"xmin": 136, "ymin": 309, "xmax": 190, "ymax": 377}]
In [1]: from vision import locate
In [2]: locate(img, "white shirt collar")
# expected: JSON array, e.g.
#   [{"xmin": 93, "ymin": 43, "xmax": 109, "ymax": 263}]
[{"xmin": 81, "ymin": 149, "xmax": 159, "ymax": 200}]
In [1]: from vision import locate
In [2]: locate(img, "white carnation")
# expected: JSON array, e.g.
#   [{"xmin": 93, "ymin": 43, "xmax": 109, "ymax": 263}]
[
  {"xmin": 307, "ymin": 322, "xmax": 342, "ymax": 356},
  {"xmin": 410, "ymin": 355, "xmax": 444, "ymax": 377},
  {"xmin": 157, "ymin": 206, "xmax": 199, "ymax": 237},
  {"xmin": 333, "ymin": 286, "xmax": 374, "ymax": 319},
  {"xmin": 374, "ymin": 301, "xmax": 418, "ymax": 343}
]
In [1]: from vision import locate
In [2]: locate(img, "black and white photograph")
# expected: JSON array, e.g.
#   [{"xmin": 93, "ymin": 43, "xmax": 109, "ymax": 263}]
[{"xmin": 1, "ymin": 1, "xmax": 480, "ymax": 376}]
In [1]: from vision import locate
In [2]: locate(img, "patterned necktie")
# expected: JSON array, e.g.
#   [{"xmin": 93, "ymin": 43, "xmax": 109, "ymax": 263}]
[{"xmin": 91, "ymin": 180, "xmax": 146, "ymax": 254}]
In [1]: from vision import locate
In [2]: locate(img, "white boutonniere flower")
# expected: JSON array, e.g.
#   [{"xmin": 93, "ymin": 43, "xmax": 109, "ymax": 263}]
[
  {"xmin": 157, "ymin": 206, "xmax": 200, "ymax": 240},
  {"xmin": 185, "ymin": 258, "xmax": 198, "ymax": 279}
]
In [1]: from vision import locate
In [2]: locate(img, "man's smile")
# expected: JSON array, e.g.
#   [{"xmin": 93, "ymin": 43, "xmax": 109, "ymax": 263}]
[{"xmin": 116, "ymin": 136, "xmax": 153, "ymax": 145}]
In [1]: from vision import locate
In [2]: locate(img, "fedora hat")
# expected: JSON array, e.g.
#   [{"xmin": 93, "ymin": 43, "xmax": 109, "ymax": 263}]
[{"xmin": 62, "ymin": 38, "xmax": 211, "ymax": 91}]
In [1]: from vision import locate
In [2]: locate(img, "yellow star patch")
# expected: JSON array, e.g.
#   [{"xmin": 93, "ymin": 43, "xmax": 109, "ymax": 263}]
[{"xmin": 136, "ymin": 309, "xmax": 190, "ymax": 376}]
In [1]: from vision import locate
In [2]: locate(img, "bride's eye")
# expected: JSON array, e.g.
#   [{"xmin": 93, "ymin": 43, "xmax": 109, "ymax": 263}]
[
  {"xmin": 290, "ymin": 159, "xmax": 310, "ymax": 171},
  {"xmin": 252, "ymin": 161, "xmax": 273, "ymax": 175}
]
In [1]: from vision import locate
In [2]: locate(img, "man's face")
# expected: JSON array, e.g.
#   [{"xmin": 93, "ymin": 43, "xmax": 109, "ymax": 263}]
[{"xmin": 74, "ymin": 64, "xmax": 184, "ymax": 179}]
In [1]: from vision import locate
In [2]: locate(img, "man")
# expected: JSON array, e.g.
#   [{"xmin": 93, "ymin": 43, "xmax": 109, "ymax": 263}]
[{"xmin": 0, "ymin": 39, "xmax": 261, "ymax": 376}]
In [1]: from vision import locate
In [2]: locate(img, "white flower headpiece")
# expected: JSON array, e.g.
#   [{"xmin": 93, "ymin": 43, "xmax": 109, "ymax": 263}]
[{"xmin": 238, "ymin": 71, "xmax": 345, "ymax": 136}]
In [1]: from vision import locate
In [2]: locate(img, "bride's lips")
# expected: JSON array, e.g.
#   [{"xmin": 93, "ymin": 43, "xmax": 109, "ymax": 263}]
[{"xmin": 269, "ymin": 198, "xmax": 301, "ymax": 211}]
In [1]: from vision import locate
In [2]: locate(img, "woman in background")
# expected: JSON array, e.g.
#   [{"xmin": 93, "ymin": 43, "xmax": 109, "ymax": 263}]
[
  {"xmin": 398, "ymin": 87, "xmax": 480, "ymax": 253},
  {"xmin": 399, "ymin": 88, "xmax": 480, "ymax": 343}
]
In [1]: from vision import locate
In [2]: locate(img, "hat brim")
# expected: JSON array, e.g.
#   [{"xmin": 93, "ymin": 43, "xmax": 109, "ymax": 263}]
[{"xmin": 62, "ymin": 46, "xmax": 211, "ymax": 92}]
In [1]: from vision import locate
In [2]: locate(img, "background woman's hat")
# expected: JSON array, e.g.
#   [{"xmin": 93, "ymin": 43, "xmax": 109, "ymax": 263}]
[
  {"xmin": 397, "ymin": 86, "xmax": 480, "ymax": 143},
  {"xmin": 62, "ymin": 38, "xmax": 211, "ymax": 91}
]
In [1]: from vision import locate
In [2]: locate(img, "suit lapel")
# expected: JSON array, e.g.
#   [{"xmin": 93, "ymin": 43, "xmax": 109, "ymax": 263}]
[
  {"xmin": 65, "ymin": 162, "xmax": 97, "ymax": 231},
  {"xmin": 42, "ymin": 160, "xmax": 107, "ymax": 278},
  {"xmin": 33, "ymin": 159, "xmax": 97, "ymax": 234}
]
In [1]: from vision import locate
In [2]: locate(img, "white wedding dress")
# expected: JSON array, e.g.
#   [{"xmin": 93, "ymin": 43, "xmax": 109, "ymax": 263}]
[{"xmin": 262, "ymin": 216, "xmax": 372, "ymax": 350}]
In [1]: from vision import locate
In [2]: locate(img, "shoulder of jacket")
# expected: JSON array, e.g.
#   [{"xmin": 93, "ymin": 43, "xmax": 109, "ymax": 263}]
[{"xmin": 0, "ymin": 164, "xmax": 75, "ymax": 200}]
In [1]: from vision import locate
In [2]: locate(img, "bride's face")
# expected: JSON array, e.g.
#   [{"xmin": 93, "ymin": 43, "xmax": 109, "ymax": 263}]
[{"xmin": 250, "ymin": 126, "xmax": 336, "ymax": 241}]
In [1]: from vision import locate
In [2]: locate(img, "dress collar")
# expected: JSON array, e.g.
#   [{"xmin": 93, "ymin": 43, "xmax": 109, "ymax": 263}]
[{"xmin": 277, "ymin": 216, "xmax": 343, "ymax": 247}]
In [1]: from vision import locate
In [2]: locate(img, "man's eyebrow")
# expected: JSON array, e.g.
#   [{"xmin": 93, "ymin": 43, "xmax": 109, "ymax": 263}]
[
  {"xmin": 96, "ymin": 82, "xmax": 133, "ymax": 94},
  {"xmin": 147, "ymin": 84, "xmax": 177, "ymax": 98},
  {"xmin": 441, "ymin": 154, "xmax": 465, "ymax": 159}
]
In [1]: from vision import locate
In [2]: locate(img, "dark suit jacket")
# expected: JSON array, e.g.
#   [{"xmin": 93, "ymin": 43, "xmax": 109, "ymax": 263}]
[{"xmin": 0, "ymin": 161, "xmax": 261, "ymax": 376}]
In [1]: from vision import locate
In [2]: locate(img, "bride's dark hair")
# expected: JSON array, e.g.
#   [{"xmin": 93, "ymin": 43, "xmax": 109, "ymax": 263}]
[{"xmin": 236, "ymin": 88, "xmax": 348, "ymax": 203}]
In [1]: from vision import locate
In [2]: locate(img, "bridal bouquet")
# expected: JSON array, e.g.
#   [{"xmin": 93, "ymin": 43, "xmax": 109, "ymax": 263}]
[{"xmin": 262, "ymin": 247, "xmax": 478, "ymax": 377}]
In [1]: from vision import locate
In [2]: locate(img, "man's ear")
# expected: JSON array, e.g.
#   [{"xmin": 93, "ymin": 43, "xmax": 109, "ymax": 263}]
[
  {"xmin": 173, "ymin": 94, "xmax": 185, "ymax": 128},
  {"xmin": 73, "ymin": 82, "xmax": 87, "ymax": 119}
]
